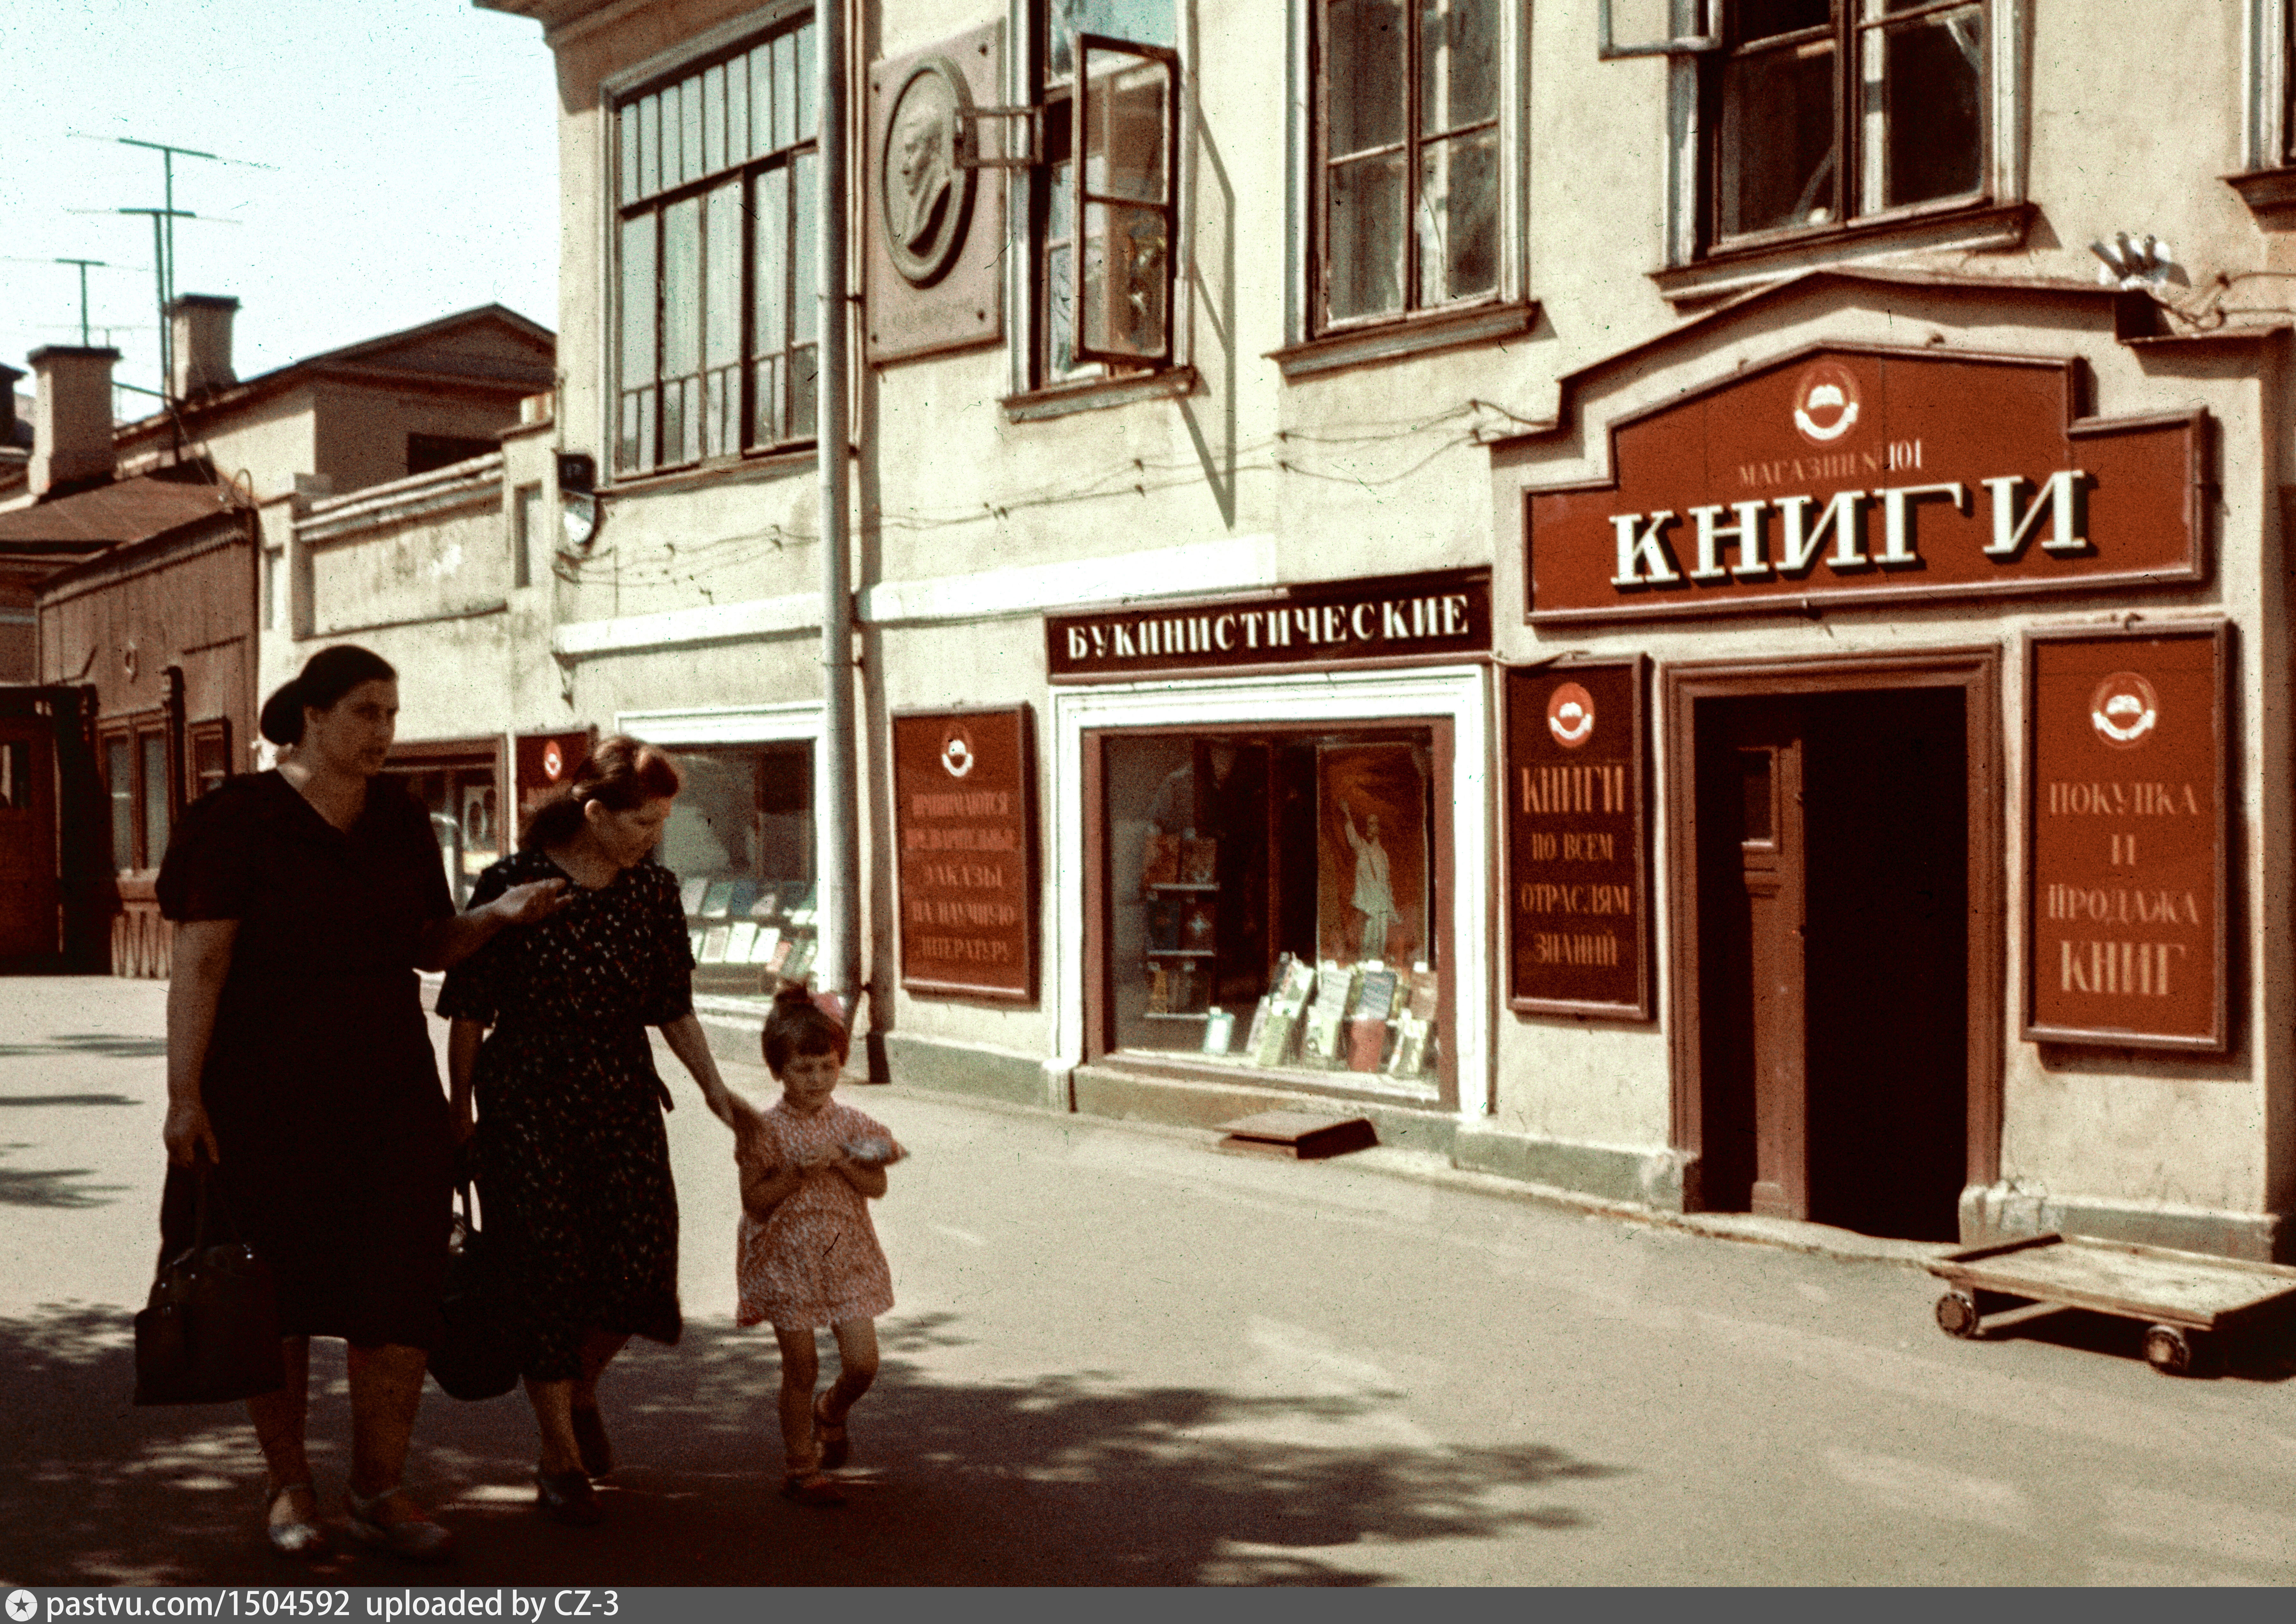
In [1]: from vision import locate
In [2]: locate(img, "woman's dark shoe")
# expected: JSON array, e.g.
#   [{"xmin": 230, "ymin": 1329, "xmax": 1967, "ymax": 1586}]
[
  {"xmin": 812, "ymin": 1393, "xmax": 850, "ymax": 1471},
  {"xmin": 571, "ymin": 1405, "xmax": 614, "ymax": 1477},
  {"xmin": 265, "ymin": 1481, "xmax": 325, "ymax": 1559},
  {"xmin": 534, "ymin": 1467, "xmax": 604, "ymax": 1527},
  {"xmin": 343, "ymin": 1484, "xmax": 456, "ymax": 1563},
  {"xmin": 780, "ymin": 1470, "xmax": 846, "ymax": 1508}
]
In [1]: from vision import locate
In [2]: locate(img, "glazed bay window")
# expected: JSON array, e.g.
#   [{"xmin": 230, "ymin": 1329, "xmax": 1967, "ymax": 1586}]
[
  {"xmin": 1713, "ymin": 0, "xmax": 1984, "ymax": 244},
  {"xmin": 614, "ymin": 17, "xmax": 819, "ymax": 476},
  {"xmin": 1028, "ymin": 0, "xmax": 1180, "ymax": 385},
  {"xmin": 1317, "ymin": 0, "xmax": 1499, "ymax": 326}
]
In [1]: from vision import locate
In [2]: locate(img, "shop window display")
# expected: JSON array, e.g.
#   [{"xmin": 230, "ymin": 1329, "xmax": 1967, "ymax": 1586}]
[
  {"xmin": 660, "ymin": 743, "xmax": 817, "ymax": 999},
  {"xmin": 1103, "ymin": 728, "xmax": 1439, "ymax": 1086}
]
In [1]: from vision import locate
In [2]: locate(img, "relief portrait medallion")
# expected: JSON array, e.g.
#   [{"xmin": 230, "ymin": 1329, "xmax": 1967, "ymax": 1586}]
[{"xmin": 881, "ymin": 57, "xmax": 977, "ymax": 287}]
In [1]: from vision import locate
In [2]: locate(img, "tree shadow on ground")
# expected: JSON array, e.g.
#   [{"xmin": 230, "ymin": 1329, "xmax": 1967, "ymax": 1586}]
[
  {"xmin": 0, "ymin": 1305, "xmax": 1620, "ymax": 1587},
  {"xmin": 0, "ymin": 1035, "xmax": 168, "ymax": 1059},
  {"xmin": 0, "ymin": 1094, "xmax": 140, "ymax": 1108},
  {"xmin": 0, "ymin": 1152, "xmax": 125, "ymax": 1208}
]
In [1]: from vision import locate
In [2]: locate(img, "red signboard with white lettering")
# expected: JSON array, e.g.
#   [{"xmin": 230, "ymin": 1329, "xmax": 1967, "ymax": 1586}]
[
  {"xmin": 894, "ymin": 706, "xmax": 1037, "ymax": 1001},
  {"xmin": 2025, "ymin": 626, "xmax": 2228, "ymax": 1051},
  {"xmin": 1525, "ymin": 347, "xmax": 2204, "ymax": 623},
  {"xmin": 1047, "ymin": 569, "xmax": 1490, "ymax": 680},
  {"xmin": 1504, "ymin": 659, "xmax": 1650, "ymax": 1019}
]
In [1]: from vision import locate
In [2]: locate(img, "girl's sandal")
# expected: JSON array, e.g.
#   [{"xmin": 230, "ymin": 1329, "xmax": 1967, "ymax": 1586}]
[
  {"xmin": 265, "ymin": 1481, "xmax": 325, "ymax": 1559},
  {"xmin": 781, "ymin": 1470, "xmax": 847, "ymax": 1508},
  {"xmin": 812, "ymin": 1393, "xmax": 850, "ymax": 1470}
]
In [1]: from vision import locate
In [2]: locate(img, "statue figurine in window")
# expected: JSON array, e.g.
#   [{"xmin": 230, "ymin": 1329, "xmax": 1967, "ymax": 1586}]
[{"xmin": 1340, "ymin": 797, "xmax": 1396, "ymax": 964}]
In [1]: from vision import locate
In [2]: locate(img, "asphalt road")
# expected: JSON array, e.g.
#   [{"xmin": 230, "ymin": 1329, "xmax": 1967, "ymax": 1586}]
[{"xmin": 5, "ymin": 975, "xmax": 2296, "ymax": 1585}]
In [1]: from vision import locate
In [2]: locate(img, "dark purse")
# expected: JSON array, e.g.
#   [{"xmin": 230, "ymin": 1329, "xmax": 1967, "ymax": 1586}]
[
  {"xmin": 133, "ymin": 1162, "xmax": 285, "ymax": 1406},
  {"xmin": 428, "ymin": 1179, "xmax": 528, "ymax": 1401}
]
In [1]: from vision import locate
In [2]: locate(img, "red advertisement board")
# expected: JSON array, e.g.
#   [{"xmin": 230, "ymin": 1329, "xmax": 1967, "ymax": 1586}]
[
  {"xmin": 2025, "ymin": 626, "xmax": 2228, "ymax": 1050},
  {"xmin": 1526, "ymin": 347, "xmax": 2204, "ymax": 623},
  {"xmin": 893, "ymin": 706, "xmax": 1037, "ymax": 1001}
]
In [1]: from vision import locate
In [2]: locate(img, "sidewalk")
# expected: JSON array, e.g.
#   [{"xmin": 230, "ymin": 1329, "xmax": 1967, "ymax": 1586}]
[{"xmin": 8, "ymin": 975, "xmax": 2296, "ymax": 1585}]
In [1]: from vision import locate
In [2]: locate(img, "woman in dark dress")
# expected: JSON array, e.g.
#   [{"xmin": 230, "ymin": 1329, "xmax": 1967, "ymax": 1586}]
[
  {"xmin": 439, "ymin": 736, "xmax": 741, "ymax": 1526},
  {"xmin": 159, "ymin": 646, "xmax": 566, "ymax": 1562}
]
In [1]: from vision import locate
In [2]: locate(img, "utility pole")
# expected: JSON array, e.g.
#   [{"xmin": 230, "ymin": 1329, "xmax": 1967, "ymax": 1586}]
[{"xmin": 816, "ymin": 0, "xmax": 860, "ymax": 1019}]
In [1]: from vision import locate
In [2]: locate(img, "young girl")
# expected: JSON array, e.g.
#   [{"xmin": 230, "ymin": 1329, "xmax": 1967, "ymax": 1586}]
[{"xmin": 733, "ymin": 985, "xmax": 903, "ymax": 1506}]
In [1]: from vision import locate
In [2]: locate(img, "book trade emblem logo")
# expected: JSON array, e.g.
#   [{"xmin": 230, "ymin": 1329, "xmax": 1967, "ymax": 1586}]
[
  {"xmin": 1791, "ymin": 360, "xmax": 1861, "ymax": 446},
  {"xmin": 1547, "ymin": 682, "xmax": 1596, "ymax": 749},
  {"xmin": 940, "ymin": 723, "xmax": 976, "ymax": 778},
  {"xmin": 2090, "ymin": 671, "xmax": 2159, "ymax": 750}
]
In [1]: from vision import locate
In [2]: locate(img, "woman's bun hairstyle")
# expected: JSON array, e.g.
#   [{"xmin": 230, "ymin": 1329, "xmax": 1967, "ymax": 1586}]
[
  {"xmin": 762, "ymin": 981, "xmax": 848, "ymax": 1074},
  {"xmin": 519, "ymin": 734, "xmax": 682, "ymax": 849},
  {"xmin": 258, "ymin": 645, "xmax": 396, "ymax": 746}
]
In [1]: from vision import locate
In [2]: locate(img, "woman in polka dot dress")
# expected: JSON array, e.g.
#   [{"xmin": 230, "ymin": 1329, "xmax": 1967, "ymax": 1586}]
[{"xmin": 733, "ymin": 987, "xmax": 901, "ymax": 1506}]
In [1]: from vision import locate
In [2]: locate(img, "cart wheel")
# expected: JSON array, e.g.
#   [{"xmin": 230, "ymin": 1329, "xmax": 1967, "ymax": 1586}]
[
  {"xmin": 2143, "ymin": 1324, "xmax": 2193, "ymax": 1375},
  {"xmin": 1935, "ymin": 1290, "xmax": 1982, "ymax": 1339}
]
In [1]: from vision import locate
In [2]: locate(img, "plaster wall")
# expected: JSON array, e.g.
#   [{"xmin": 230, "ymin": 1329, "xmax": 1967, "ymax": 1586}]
[{"xmin": 309, "ymin": 500, "xmax": 509, "ymax": 637}]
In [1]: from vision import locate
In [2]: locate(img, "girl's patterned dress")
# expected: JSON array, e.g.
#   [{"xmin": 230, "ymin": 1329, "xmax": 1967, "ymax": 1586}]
[
  {"xmin": 737, "ymin": 1097, "xmax": 897, "ymax": 1329},
  {"xmin": 437, "ymin": 849, "xmax": 696, "ymax": 1380}
]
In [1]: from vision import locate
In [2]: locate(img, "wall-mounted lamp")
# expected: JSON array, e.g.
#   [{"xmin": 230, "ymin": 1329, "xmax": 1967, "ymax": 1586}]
[{"xmin": 2089, "ymin": 231, "xmax": 2185, "ymax": 290}]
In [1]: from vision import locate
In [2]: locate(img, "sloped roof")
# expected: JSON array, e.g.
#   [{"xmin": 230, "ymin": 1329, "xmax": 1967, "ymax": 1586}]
[
  {"xmin": 113, "ymin": 303, "xmax": 555, "ymax": 441},
  {"xmin": 0, "ymin": 468, "xmax": 239, "ymax": 551}
]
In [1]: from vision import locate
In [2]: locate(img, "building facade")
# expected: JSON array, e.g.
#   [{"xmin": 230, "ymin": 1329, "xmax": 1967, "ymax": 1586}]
[{"xmin": 474, "ymin": 0, "xmax": 2296, "ymax": 1257}]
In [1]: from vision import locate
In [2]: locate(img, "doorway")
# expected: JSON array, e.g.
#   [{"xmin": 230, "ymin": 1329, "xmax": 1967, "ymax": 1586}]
[{"xmin": 1687, "ymin": 685, "xmax": 1974, "ymax": 1240}]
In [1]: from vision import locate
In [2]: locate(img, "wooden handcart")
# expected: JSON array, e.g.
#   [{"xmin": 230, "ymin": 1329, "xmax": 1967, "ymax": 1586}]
[{"xmin": 1926, "ymin": 1233, "xmax": 2296, "ymax": 1375}]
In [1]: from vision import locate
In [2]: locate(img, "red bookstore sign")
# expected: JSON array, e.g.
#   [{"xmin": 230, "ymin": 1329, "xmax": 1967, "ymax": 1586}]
[{"xmin": 1525, "ymin": 347, "xmax": 2204, "ymax": 623}]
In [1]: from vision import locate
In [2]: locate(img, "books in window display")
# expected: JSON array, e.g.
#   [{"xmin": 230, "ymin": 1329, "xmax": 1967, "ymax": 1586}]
[
  {"xmin": 1145, "ymin": 893, "xmax": 1183, "ymax": 952},
  {"xmin": 700, "ymin": 924, "xmax": 734, "ymax": 964},
  {"xmin": 1250, "ymin": 955, "xmax": 1317, "ymax": 1068},
  {"xmin": 783, "ymin": 884, "xmax": 819, "ymax": 926},
  {"xmin": 698, "ymin": 880, "xmax": 739, "ymax": 918},
  {"xmin": 680, "ymin": 877, "xmax": 710, "ymax": 916},
  {"xmin": 725, "ymin": 921, "xmax": 760, "ymax": 964},
  {"xmin": 1388, "ymin": 1012, "xmax": 1433, "ymax": 1078},
  {"xmin": 1179, "ymin": 838, "xmax": 1218, "ymax": 886},
  {"xmin": 1300, "ymin": 961, "xmax": 1360, "ymax": 1069},
  {"xmin": 1141, "ymin": 833, "xmax": 1182, "ymax": 890},
  {"xmin": 780, "ymin": 938, "xmax": 817, "ymax": 984}
]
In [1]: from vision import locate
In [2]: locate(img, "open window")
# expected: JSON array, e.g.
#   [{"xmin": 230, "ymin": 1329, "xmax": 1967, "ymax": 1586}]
[{"xmin": 1019, "ymin": 0, "xmax": 1181, "ymax": 394}]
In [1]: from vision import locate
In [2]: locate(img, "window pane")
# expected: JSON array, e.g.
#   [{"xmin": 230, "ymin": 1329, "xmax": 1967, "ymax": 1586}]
[
  {"xmin": 1738, "ymin": 0, "xmax": 1831, "ymax": 42},
  {"xmin": 751, "ymin": 47, "xmax": 775, "ymax": 154},
  {"xmin": 192, "ymin": 733, "xmax": 228, "ymax": 800},
  {"xmin": 681, "ymin": 71, "xmax": 704, "ymax": 184},
  {"xmin": 620, "ymin": 214, "xmax": 657, "ymax": 387},
  {"xmin": 796, "ymin": 20, "xmax": 817, "ymax": 141},
  {"xmin": 662, "ymin": 196, "xmax": 702, "ymax": 376},
  {"xmin": 789, "ymin": 343, "xmax": 818, "ymax": 440},
  {"xmin": 753, "ymin": 165, "xmax": 790, "ymax": 361},
  {"xmin": 705, "ymin": 181, "xmax": 743, "ymax": 372},
  {"xmin": 773, "ymin": 32, "xmax": 797, "ymax": 149},
  {"xmin": 1327, "ymin": 152, "xmax": 1406, "ymax": 320},
  {"xmin": 514, "ymin": 483, "xmax": 541, "ymax": 589},
  {"xmin": 1102, "ymin": 730, "xmax": 1439, "ymax": 1081},
  {"xmin": 641, "ymin": 93, "xmax": 662, "ymax": 197},
  {"xmin": 0, "ymin": 740, "xmax": 24, "ymax": 809},
  {"xmin": 703, "ymin": 63, "xmax": 726, "ymax": 176},
  {"xmin": 661, "ymin": 81, "xmax": 684, "ymax": 190},
  {"xmin": 619, "ymin": 391, "xmax": 643, "ymax": 474},
  {"xmin": 728, "ymin": 51, "xmax": 751, "ymax": 162},
  {"xmin": 793, "ymin": 149, "xmax": 820, "ymax": 345},
  {"xmin": 1719, "ymin": 41, "xmax": 1838, "ymax": 236},
  {"xmin": 1049, "ymin": 0, "xmax": 1176, "ymax": 82},
  {"xmin": 1081, "ymin": 54, "xmax": 1168, "ymax": 205},
  {"xmin": 661, "ymin": 744, "xmax": 817, "ymax": 1004},
  {"xmin": 1865, "ymin": 8, "xmax": 1982, "ymax": 209},
  {"xmin": 107, "ymin": 740, "xmax": 132, "ymax": 871},
  {"xmin": 1326, "ymin": 0, "xmax": 1406, "ymax": 156},
  {"xmin": 1417, "ymin": 127, "xmax": 1498, "ymax": 304},
  {"xmin": 1046, "ymin": 240, "xmax": 1077, "ymax": 374},
  {"xmin": 1080, "ymin": 200, "xmax": 1170, "ymax": 357},
  {"xmin": 1419, "ymin": 0, "xmax": 1497, "ymax": 136},
  {"xmin": 141, "ymin": 734, "xmax": 170, "ymax": 868},
  {"xmin": 619, "ymin": 103, "xmax": 639, "ymax": 205}
]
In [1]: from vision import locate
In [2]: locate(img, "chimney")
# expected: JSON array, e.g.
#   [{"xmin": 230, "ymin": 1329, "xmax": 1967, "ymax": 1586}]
[
  {"xmin": 28, "ymin": 345, "xmax": 119, "ymax": 497},
  {"xmin": 167, "ymin": 294, "xmax": 239, "ymax": 401}
]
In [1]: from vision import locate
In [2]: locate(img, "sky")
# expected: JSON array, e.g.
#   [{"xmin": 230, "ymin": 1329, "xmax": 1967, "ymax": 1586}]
[{"xmin": 0, "ymin": 0, "xmax": 558, "ymax": 410}]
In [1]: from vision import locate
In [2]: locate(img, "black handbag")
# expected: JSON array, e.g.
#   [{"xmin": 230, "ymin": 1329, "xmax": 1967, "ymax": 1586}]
[
  {"xmin": 428, "ymin": 1179, "xmax": 528, "ymax": 1401},
  {"xmin": 133, "ymin": 1163, "xmax": 285, "ymax": 1406}
]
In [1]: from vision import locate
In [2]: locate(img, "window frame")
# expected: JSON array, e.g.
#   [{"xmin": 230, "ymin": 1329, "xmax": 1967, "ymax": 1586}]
[
  {"xmin": 186, "ymin": 717, "xmax": 233, "ymax": 805},
  {"xmin": 1649, "ymin": 0, "xmax": 2027, "ymax": 295},
  {"xmin": 1307, "ymin": 0, "xmax": 1507, "ymax": 337},
  {"xmin": 98, "ymin": 713, "xmax": 176, "ymax": 874},
  {"xmin": 2227, "ymin": 0, "xmax": 2296, "ymax": 217},
  {"xmin": 602, "ymin": 5, "xmax": 822, "ymax": 485},
  {"xmin": 1006, "ymin": 0, "xmax": 1195, "ymax": 406}
]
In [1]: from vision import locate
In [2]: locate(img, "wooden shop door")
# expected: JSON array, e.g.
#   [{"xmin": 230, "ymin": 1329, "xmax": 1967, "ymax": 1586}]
[
  {"xmin": 0, "ymin": 720, "xmax": 59, "ymax": 961},
  {"xmin": 1695, "ymin": 690, "xmax": 1968, "ymax": 1239}
]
